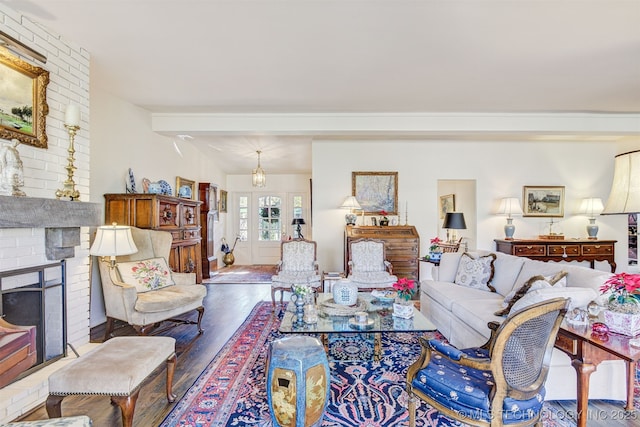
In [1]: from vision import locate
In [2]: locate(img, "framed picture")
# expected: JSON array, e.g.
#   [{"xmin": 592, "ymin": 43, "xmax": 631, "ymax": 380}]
[
  {"xmin": 522, "ymin": 186, "xmax": 565, "ymax": 217},
  {"xmin": 352, "ymin": 171, "xmax": 398, "ymax": 215},
  {"xmin": 439, "ymin": 194, "xmax": 455, "ymax": 219},
  {"xmin": 219, "ymin": 189, "xmax": 228, "ymax": 213},
  {"xmin": 175, "ymin": 176, "xmax": 195, "ymax": 199},
  {"xmin": 0, "ymin": 49, "xmax": 50, "ymax": 148}
]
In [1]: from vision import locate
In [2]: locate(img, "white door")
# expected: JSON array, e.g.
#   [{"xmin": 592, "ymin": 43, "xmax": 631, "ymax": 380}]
[
  {"xmin": 253, "ymin": 193, "xmax": 285, "ymax": 264},
  {"xmin": 230, "ymin": 192, "xmax": 311, "ymax": 265}
]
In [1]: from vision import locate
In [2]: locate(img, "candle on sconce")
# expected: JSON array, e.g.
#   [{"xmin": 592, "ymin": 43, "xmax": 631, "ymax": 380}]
[{"xmin": 65, "ymin": 104, "xmax": 80, "ymax": 127}]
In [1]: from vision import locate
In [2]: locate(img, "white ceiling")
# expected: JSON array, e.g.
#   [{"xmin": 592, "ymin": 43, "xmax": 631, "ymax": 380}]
[{"xmin": 6, "ymin": 0, "xmax": 640, "ymax": 173}]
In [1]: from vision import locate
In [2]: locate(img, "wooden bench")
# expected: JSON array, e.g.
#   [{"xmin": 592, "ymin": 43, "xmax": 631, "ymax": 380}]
[{"xmin": 46, "ymin": 337, "xmax": 176, "ymax": 427}]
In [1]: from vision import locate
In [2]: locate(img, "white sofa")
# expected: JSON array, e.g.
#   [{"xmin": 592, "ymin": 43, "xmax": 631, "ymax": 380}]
[{"xmin": 420, "ymin": 250, "xmax": 627, "ymax": 401}]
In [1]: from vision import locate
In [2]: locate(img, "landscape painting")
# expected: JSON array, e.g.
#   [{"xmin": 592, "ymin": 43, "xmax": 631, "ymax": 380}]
[
  {"xmin": 352, "ymin": 171, "xmax": 398, "ymax": 215},
  {"xmin": 523, "ymin": 186, "xmax": 565, "ymax": 217}
]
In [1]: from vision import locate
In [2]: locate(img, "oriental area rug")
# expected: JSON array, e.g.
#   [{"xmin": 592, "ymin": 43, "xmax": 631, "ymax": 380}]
[
  {"xmin": 160, "ymin": 302, "xmax": 637, "ymax": 427},
  {"xmin": 204, "ymin": 265, "xmax": 277, "ymax": 284}
]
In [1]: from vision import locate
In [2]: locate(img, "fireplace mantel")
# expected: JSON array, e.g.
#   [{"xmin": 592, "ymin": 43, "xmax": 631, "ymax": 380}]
[{"xmin": 0, "ymin": 196, "xmax": 102, "ymax": 260}]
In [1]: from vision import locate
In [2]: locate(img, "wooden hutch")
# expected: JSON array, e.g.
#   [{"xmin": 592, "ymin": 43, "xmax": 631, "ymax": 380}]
[
  {"xmin": 104, "ymin": 193, "xmax": 203, "ymax": 282},
  {"xmin": 344, "ymin": 225, "xmax": 420, "ymax": 282}
]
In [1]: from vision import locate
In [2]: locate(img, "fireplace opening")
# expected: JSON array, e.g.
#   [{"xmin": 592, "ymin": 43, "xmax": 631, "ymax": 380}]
[{"xmin": 0, "ymin": 261, "xmax": 66, "ymax": 387}]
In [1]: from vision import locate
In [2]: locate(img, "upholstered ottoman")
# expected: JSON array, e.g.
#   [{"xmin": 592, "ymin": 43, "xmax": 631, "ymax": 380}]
[{"xmin": 46, "ymin": 337, "xmax": 176, "ymax": 427}]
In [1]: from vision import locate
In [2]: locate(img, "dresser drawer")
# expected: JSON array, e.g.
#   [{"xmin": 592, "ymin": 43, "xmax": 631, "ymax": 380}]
[
  {"xmin": 582, "ymin": 244, "xmax": 614, "ymax": 256},
  {"xmin": 547, "ymin": 245, "xmax": 580, "ymax": 257},
  {"xmin": 555, "ymin": 333, "xmax": 578, "ymax": 355},
  {"xmin": 157, "ymin": 201, "xmax": 179, "ymax": 228},
  {"xmin": 513, "ymin": 245, "xmax": 546, "ymax": 256},
  {"xmin": 183, "ymin": 228, "xmax": 201, "ymax": 240}
]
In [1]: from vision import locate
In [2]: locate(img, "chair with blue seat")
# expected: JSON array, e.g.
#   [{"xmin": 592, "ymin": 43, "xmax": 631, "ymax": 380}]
[{"xmin": 406, "ymin": 297, "xmax": 569, "ymax": 427}]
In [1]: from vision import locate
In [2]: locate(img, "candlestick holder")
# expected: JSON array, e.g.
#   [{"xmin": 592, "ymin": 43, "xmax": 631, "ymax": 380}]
[{"xmin": 55, "ymin": 124, "xmax": 81, "ymax": 201}]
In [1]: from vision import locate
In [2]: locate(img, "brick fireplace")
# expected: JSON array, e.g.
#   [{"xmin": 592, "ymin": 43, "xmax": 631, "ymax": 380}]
[{"xmin": 0, "ymin": 196, "xmax": 101, "ymax": 422}]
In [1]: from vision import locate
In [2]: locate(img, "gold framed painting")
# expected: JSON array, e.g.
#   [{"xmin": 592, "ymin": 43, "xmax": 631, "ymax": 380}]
[
  {"xmin": 439, "ymin": 194, "xmax": 455, "ymax": 219},
  {"xmin": 0, "ymin": 49, "xmax": 50, "ymax": 148},
  {"xmin": 352, "ymin": 171, "xmax": 398, "ymax": 215},
  {"xmin": 522, "ymin": 186, "xmax": 565, "ymax": 217},
  {"xmin": 176, "ymin": 176, "xmax": 195, "ymax": 199}
]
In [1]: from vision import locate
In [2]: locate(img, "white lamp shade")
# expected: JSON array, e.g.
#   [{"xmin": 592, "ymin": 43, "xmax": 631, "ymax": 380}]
[
  {"xmin": 340, "ymin": 196, "xmax": 362, "ymax": 210},
  {"xmin": 90, "ymin": 224, "xmax": 138, "ymax": 257},
  {"xmin": 578, "ymin": 198, "xmax": 604, "ymax": 218},
  {"xmin": 603, "ymin": 150, "xmax": 640, "ymax": 214},
  {"xmin": 496, "ymin": 197, "xmax": 524, "ymax": 217}
]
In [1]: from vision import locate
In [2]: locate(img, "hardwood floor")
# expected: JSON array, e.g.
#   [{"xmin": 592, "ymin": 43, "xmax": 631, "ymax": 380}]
[
  {"xmin": 15, "ymin": 281, "xmax": 638, "ymax": 426},
  {"xmin": 17, "ymin": 282, "xmax": 273, "ymax": 427}
]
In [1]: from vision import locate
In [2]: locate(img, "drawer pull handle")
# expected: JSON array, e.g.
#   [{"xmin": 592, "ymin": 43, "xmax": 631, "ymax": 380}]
[{"xmin": 526, "ymin": 246, "xmax": 533, "ymax": 249}]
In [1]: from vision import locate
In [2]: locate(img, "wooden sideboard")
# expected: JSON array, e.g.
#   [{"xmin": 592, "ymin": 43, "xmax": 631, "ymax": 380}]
[
  {"xmin": 494, "ymin": 238, "xmax": 616, "ymax": 272},
  {"xmin": 345, "ymin": 225, "xmax": 420, "ymax": 281},
  {"xmin": 104, "ymin": 193, "xmax": 203, "ymax": 282}
]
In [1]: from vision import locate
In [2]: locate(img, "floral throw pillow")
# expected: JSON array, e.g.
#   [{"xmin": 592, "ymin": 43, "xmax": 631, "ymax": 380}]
[
  {"xmin": 454, "ymin": 252, "xmax": 497, "ymax": 292},
  {"xmin": 117, "ymin": 257, "xmax": 175, "ymax": 293}
]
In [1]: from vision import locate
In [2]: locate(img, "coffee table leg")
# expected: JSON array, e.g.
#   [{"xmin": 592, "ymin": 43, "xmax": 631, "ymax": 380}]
[{"xmin": 374, "ymin": 333, "xmax": 381, "ymax": 361}]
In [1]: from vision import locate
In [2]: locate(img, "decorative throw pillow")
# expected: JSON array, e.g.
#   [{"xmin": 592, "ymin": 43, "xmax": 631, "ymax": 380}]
[
  {"xmin": 117, "ymin": 257, "xmax": 175, "ymax": 293},
  {"xmin": 496, "ymin": 271, "xmax": 568, "ymax": 316},
  {"xmin": 454, "ymin": 252, "xmax": 497, "ymax": 292}
]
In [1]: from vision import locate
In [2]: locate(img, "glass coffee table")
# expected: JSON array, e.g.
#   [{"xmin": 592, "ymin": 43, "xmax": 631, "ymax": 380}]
[{"xmin": 279, "ymin": 292, "xmax": 436, "ymax": 360}]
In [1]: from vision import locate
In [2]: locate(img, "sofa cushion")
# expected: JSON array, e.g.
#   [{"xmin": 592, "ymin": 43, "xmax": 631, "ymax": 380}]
[
  {"xmin": 422, "ymin": 281, "xmax": 497, "ymax": 311},
  {"xmin": 509, "ymin": 286, "xmax": 597, "ymax": 314},
  {"xmin": 436, "ymin": 252, "xmax": 464, "ymax": 282},
  {"xmin": 451, "ymin": 296, "xmax": 506, "ymax": 340},
  {"xmin": 490, "ymin": 253, "xmax": 526, "ymax": 296},
  {"xmin": 454, "ymin": 253, "xmax": 497, "ymax": 292},
  {"xmin": 134, "ymin": 284, "xmax": 207, "ymax": 313},
  {"xmin": 117, "ymin": 257, "xmax": 175, "ymax": 293},
  {"xmin": 496, "ymin": 271, "xmax": 568, "ymax": 316}
]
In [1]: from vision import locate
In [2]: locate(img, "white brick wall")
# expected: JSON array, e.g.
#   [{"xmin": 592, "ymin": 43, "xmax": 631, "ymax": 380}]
[{"xmin": 0, "ymin": 4, "xmax": 92, "ymax": 423}]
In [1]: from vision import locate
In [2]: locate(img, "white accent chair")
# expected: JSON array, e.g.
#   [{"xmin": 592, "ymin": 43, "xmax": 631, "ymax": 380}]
[
  {"xmin": 347, "ymin": 238, "xmax": 397, "ymax": 291},
  {"xmin": 96, "ymin": 227, "xmax": 206, "ymax": 340},
  {"xmin": 271, "ymin": 239, "xmax": 321, "ymax": 307}
]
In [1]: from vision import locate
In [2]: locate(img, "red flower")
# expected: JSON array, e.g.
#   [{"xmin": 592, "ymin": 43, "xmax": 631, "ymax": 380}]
[
  {"xmin": 393, "ymin": 277, "xmax": 416, "ymax": 300},
  {"xmin": 600, "ymin": 272, "xmax": 640, "ymax": 305},
  {"xmin": 380, "ymin": 210, "xmax": 388, "ymax": 217}
]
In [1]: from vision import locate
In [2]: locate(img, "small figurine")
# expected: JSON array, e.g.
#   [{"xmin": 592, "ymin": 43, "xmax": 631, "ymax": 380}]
[{"xmin": 0, "ymin": 138, "xmax": 26, "ymax": 197}]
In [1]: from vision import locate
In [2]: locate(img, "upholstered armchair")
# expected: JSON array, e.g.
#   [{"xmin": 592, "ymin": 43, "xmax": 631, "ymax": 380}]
[
  {"xmin": 406, "ymin": 297, "xmax": 569, "ymax": 427},
  {"xmin": 271, "ymin": 239, "xmax": 321, "ymax": 307},
  {"xmin": 346, "ymin": 238, "xmax": 397, "ymax": 291},
  {"xmin": 96, "ymin": 226, "xmax": 206, "ymax": 340}
]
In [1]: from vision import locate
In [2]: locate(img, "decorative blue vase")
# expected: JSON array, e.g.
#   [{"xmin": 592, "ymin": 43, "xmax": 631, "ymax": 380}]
[{"xmin": 267, "ymin": 336, "xmax": 330, "ymax": 427}]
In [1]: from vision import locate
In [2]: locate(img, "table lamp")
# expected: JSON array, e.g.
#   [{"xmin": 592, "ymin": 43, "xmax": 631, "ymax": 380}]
[
  {"xmin": 496, "ymin": 197, "xmax": 524, "ymax": 240},
  {"xmin": 340, "ymin": 196, "xmax": 362, "ymax": 225},
  {"xmin": 90, "ymin": 223, "xmax": 138, "ymax": 285},
  {"xmin": 578, "ymin": 197, "xmax": 604, "ymax": 239},
  {"xmin": 292, "ymin": 218, "xmax": 306, "ymax": 239},
  {"xmin": 442, "ymin": 212, "xmax": 466, "ymax": 243}
]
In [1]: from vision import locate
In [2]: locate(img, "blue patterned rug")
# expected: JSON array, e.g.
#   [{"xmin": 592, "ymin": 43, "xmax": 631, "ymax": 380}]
[{"xmin": 159, "ymin": 302, "xmax": 584, "ymax": 427}]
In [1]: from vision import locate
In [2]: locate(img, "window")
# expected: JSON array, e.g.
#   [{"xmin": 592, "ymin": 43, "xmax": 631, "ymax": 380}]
[
  {"xmin": 258, "ymin": 196, "xmax": 281, "ymax": 241},
  {"xmin": 238, "ymin": 195, "xmax": 248, "ymax": 241}
]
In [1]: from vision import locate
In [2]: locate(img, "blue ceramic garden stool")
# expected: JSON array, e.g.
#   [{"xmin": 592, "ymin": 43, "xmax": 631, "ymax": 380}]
[{"xmin": 267, "ymin": 336, "xmax": 330, "ymax": 427}]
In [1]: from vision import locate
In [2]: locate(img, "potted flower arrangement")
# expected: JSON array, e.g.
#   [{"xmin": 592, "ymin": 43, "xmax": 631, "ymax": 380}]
[
  {"xmin": 392, "ymin": 277, "xmax": 416, "ymax": 318},
  {"xmin": 428, "ymin": 237, "xmax": 443, "ymax": 262},
  {"xmin": 599, "ymin": 272, "xmax": 640, "ymax": 336},
  {"xmin": 379, "ymin": 210, "xmax": 389, "ymax": 226}
]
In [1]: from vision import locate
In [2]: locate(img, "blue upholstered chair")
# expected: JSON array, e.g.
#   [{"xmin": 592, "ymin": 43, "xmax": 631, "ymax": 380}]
[{"xmin": 406, "ymin": 297, "xmax": 569, "ymax": 427}]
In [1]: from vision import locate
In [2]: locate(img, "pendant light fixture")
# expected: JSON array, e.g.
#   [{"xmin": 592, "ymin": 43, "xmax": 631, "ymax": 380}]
[{"xmin": 252, "ymin": 150, "xmax": 266, "ymax": 187}]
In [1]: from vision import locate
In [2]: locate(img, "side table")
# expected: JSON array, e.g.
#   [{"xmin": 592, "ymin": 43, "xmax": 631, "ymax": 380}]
[
  {"xmin": 322, "ymin": 271, "xmax": 345, "ymax": 292},
  {"xmin": 555, "ymin": 322, "xmax": 640, "ymax": 427}
]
